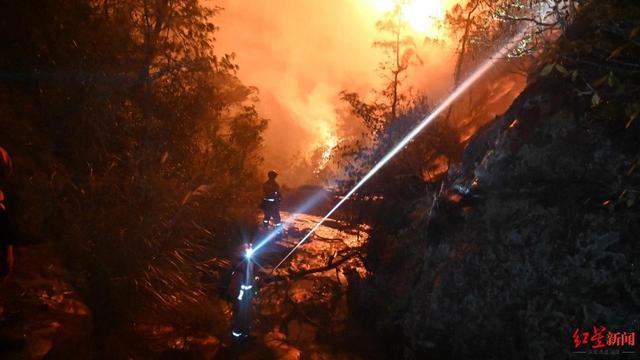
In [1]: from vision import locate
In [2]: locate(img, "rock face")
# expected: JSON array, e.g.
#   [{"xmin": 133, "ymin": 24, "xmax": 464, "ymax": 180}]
[{"xmin": 362, "ymin": 26, "xmax": 640, "ymax": 360}]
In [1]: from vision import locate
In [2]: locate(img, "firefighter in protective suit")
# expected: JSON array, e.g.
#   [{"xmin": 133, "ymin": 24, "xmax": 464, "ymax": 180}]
[
  {"xmin": 261, "ymin": 170, "xmax": 281, "ymax": 228},
  {"xmin": 228, "ymin": 243, "xmax": 256, "ymax": 341}
]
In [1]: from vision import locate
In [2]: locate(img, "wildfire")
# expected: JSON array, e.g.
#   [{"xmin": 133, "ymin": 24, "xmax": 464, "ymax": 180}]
[
  {"xmin": 368, "ymin": 0, "xmax": 447, "ymax": 38},
  {"xmin": 315, "ymin": 135, "xmax": 338, "ymax": 174}
]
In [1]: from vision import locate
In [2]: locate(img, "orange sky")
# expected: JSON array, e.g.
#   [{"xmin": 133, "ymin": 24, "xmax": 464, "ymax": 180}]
[{"xmin": 214, "ymin": 0, "xmax": 459, "ymax": 184}]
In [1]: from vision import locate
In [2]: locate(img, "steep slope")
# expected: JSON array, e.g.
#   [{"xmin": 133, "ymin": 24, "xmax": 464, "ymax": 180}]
[{"xmin": 360, "ymin": 2, "xmax": 640, "ymax": 358}]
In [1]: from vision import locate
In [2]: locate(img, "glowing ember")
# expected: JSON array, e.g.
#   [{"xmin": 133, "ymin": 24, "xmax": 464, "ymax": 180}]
[{"xmin": 315, "ymin": 136, "xmax": 338, "ymax": 174}]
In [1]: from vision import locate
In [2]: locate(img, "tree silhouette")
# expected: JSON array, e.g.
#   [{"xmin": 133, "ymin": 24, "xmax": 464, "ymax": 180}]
[
  {"xmin": 340, "ymin": 0, "xmax": 422, "ymax": 135},
  {"xmin": 0, "ymin": 0, "xmax": 267, "ymax": 346}
]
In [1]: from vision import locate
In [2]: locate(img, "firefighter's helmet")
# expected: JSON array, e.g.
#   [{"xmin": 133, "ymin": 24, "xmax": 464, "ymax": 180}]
[
  {"xmin": 267, "ymin": 170, "xmax": 278, "ymax": 179},
  {"xmin": 0, "ymin": 146, "xmax": 13, "ymax": 181}
]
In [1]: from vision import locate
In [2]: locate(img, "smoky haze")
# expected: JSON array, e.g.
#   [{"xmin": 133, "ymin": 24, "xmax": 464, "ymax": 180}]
[
  {"xmin": 213, "ymin": 0, "xmax": 458, "ymax": 186},
  {"xmin": 213, "ymin": 0, "xmax": 523, "ymax": 186}
]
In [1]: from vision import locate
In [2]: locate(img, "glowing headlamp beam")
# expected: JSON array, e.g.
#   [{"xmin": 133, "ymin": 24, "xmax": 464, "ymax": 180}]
[
  {"xmin": 251, "ymin": 190, "xmax": 328, "ymax": 255},
  {"xmin": 271, "ymin": 29, "xmax": 528, "ymax": 272}
]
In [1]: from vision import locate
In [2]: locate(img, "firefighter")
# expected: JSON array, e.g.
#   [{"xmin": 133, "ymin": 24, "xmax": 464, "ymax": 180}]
[
  {"xmin": 261, "ymin": 170, "xmax": 282, "ymax": 228},
  {"xmin": 0, "ymin": 146, "xmax": 15, "ymax": 283},
  {"xmin": 228, "ymin": 243, "xmax": 256, "ymax": 341}
]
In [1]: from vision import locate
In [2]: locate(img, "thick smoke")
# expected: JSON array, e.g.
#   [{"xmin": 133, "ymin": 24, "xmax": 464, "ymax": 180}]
[
  {"xmin": 213, "ymin": 1, "xmax": 452, "ymax": 184},
  {"xmin": 213, "ymin": 0, "xmax": 523, "ymax": 186}
]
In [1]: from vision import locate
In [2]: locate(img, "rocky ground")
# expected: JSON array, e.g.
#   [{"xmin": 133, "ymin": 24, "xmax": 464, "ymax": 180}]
[{"xmin": 361, "ymin": 55, "xmax": 640, "ymax": 360}]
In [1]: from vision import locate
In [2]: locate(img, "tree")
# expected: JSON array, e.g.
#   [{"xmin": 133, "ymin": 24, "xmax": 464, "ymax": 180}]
[
  {"xmin": 440, "ymin": 0, "xmax": 574, "ymax": 141},
  {"xmin": 373, "ymin": 0, "xmax": 423, "ymax": 124},
  {"xmin": 0, "ymin": 0, "xmax": 267, "ymax": 350},
  {"xmin": 341, "ymin": 0, "xmax": 422, "ymax": 135},
  {"xmin": 446, "ymin": 0, "xmax": 582, "ymax": 69},
  {"xmin": 335, "ymin": 1, "xmax": 465, "ymax": 234}
]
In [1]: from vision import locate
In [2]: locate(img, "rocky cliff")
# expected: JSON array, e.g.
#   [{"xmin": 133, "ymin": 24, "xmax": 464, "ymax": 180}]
[{"xmin": 361, "ymin": 2, "xmax": 640, "ymax": 358}]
